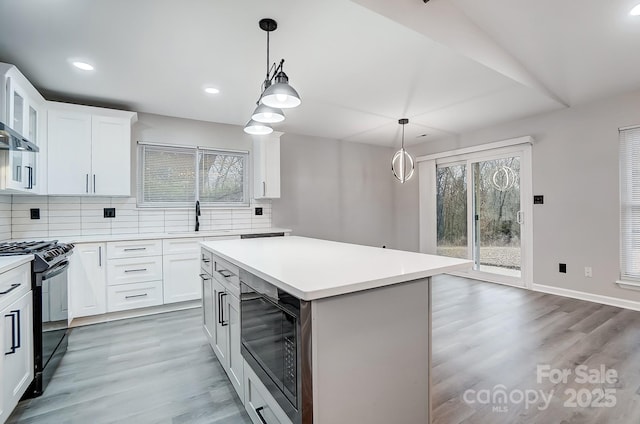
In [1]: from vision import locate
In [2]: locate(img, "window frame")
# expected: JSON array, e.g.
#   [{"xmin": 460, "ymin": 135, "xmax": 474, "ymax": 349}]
[
  {"xmin": 137, "ymin": 142, "xmax": 250, "ymax": 209},
  {"xmin": 619, "ymin": 125, "xmax": 640, "ymax": 285}
]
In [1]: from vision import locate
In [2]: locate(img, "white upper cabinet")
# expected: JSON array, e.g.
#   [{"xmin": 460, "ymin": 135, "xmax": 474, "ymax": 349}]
[
  {"xmin": 47, "ymin": 102, "xmax": 137, "ymax": 196},
  {"xmin": 47, "ymin": 109, "xmax": 92, "ymax": 195},
  {"xmin": 253, "ymin": 133, "xmax": 281, "ymax": 199},
  {"xmin": 0, "ymin": 63, "xmax": 46, "ymax": 193}
]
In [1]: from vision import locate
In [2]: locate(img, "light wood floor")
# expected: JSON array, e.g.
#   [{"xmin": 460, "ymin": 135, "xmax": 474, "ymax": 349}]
[
  {"xmin": 7, "ymin": 308, "xmax": 251, "ymax": 424},
  {"xmin": 8, "ymin": 275, "xmax": 640, "ymax": 423}
]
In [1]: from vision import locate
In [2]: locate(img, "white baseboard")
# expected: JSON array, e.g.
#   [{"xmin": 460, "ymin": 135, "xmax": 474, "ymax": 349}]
[
  {"xmin": 531, "ymin": 283, "xmax": 640, "ymax": 312},
  {"xmin": 70, "ymin": 300, "xmax": 201, "ymax": 328}
]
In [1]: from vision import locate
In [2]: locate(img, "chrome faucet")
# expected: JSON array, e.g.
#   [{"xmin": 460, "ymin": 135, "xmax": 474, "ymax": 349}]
[{"xmin": 195, "ymin": 200, "xmax": 200, "ymax": 231}]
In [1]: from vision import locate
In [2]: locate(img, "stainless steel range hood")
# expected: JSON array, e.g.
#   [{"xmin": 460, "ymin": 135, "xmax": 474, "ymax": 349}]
[{"xmin": 0, "ymin": 121, "xmax": 39, "ymax": 152}]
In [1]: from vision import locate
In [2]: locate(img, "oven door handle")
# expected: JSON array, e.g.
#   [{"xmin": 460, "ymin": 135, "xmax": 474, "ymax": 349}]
[
  {"xmin": 0, "ymin": 283, "xmax": 20, "ymax": 295},
  {"xmin": 41, "ymin": 260, "xmax": 70, "ymax": 281}
]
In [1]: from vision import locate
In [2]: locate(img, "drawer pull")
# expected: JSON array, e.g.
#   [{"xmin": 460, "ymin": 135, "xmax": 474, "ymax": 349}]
[
  {"xmin": 125, "ymin": 293, "xmax": 148, "ymax": 299},
  {"xmin": 0, "ymin": 283, "xmax": 20, "ymax": 295},
  {"xmin": 255, "ymin": 406, "xmax": 268, "ymax": 424},
  {"xmin": 124, "ymin": 247, "xmax": 147, "ymax": 251},
  {"xmin": 202, "ymin": 258, "xmax": 211, "ymax": 263},
  {"xmin": 124, "ymin": 268, "xmax": 148, "ymax": 273},
  {"xmin": 199, "ymin": 273, "xmax": 211, "ymax": 280},
  {"xmin": 217, "ymin": 269, "xmax": 233, "ymax": 278}
]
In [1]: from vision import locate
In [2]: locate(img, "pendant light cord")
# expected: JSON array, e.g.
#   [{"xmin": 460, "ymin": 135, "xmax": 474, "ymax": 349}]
[{"xmin": 401, "ymin": 122, "xmax": 405, "ymax": 149}]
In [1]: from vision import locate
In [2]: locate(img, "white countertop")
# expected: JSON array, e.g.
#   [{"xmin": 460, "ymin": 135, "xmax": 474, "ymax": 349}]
[
  {"xmin": 14, "ymin": 228, "xmax": 291, "ymax": 244},
  {"xmin": 201, "ymin": 236, "xmax": 472, "ymax": 300},
  {"xmin": 0, "ymin": 255, "xmax": 33, "ymax": 274}
]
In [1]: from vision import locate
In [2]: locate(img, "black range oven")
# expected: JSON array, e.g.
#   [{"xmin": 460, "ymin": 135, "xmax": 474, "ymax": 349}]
[
  {"xmin": 0, "ymin": 240, "xmax": 74, "ymax": 398},
  {"xmin": 240, "ymin": 269, "xmax": 312, "ymax": 424}
]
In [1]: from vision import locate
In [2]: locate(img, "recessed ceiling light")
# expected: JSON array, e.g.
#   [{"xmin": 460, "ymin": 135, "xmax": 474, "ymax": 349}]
[
  {"xmin": 204, "ymin": 87, "xmax": 220, "ymax": 94},
  {"xmin": 631, "ymin": 3, "xmax": 640, "ymax": 15},
  {"xmin": 72, "ymin": 61, "xmax": 94, "ymax": 71}
]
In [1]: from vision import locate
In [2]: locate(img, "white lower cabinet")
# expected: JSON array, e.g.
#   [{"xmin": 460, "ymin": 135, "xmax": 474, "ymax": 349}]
[
  {"xmin": 106, "ymin": 240, "xmax": 163, "ymax": 313},
  {"xmin": 0, "ymin": 262, "xmax": 34, "ymax": 424},
  {"xmin": 211, "ymin": 276, "xmax": 229, "ymax": 367},
  {"xmin": 163, "ymin": 238, "xmax": 203, "ymax": 304},
  {"xmin": 244, "ymin": 360, "xmax": 291, "ymax": 424},
  {"xmin": 106, "ymin": 281, "xmax": 163, "ymax": 312},
  {"xmin": 201, "ymin": 250, "xmax": 244, "ymax": 402},
  {"xmin": 69, "ymin": 243, "xmax": 107, "ymax": 318},
  {"xmin": 201, "ymin": 273, "xmax": 215, "ymax": 345},
  {"xmin": 227, "ymin": 292, "xmax": 243, "ymax": 399}
]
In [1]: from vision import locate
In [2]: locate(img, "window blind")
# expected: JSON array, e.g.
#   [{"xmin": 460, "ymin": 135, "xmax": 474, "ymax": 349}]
[
  {"xmin": 620, "ymin": 126, "xmax": 640, "ymax": 281},
  {"xmin": 138, "ymin": 144, "xmax": 249, "ymax": 207},
  {"xmin": 199, "ymin": 149, "xmax": 248, "ymax": 204},
  {"xmin": 139, "ymin": 144, "xmax": 197, "ymax": 206}
]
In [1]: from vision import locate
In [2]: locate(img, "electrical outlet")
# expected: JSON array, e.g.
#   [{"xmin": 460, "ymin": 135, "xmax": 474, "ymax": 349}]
[
  {"xmin": 534, "ymin": 195, "xmax": 544, "ymax": 204},
  {"xmin": 30, "ymin": 208, "xmax": 40, "ymax": 220},
  {"xmin": 585, "ymin": 267, "xmax": 593, "ymax": 278},
  {"xmin": 103, "ymin": 208, "xmax": 116, "ymax": 218},
  {"xmin": 559, "ymin": 263, "xmax": 567, "ymax": 273},
  {"xmin": 255, "ymin": 207, "xmax": 263, "ymax": 216}
]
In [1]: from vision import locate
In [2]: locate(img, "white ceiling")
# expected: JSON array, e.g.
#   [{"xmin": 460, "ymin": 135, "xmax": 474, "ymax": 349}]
[{"xmin": 0, "ymin": 0, "xmax": 639, "ymax": 147}]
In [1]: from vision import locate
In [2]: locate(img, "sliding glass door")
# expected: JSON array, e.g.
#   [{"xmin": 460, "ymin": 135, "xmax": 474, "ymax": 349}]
[
  {"xmin": 433, "ymin": 146, "xmax": 530, "ymax": 287},
  {"xmin": 471, "ymin": 155, "xmax": 521, "ymax": 278}
]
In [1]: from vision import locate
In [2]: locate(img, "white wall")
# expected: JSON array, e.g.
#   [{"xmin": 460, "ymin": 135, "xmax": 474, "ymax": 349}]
[
  {"xmin": 399, "ymin": 88, "xmax": 640, "ymax": 303},
  {"xmin": 272, "ymin": 133, "xmax": 397, "ymax": 248}
]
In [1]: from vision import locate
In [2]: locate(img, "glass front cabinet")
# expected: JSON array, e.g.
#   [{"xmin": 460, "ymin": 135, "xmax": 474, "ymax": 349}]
[{"xmin": 2, "ymin": 64, "xmax": 44, "ymax": 193}]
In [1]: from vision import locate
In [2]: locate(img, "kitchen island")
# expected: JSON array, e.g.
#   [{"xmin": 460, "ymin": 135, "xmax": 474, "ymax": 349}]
[{"xmin": 200, "ymin": 236, "xmax": 471, "ymax": 424}]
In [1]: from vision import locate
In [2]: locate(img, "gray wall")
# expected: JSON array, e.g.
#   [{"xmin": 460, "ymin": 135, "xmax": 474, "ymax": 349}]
[
  {"xmin": 397, "ymin": 88, "xmax": 640, "ymax": 302},
  {"xmin": 272, "ymin": 133, "xmax": 396, "ymax": 249}
]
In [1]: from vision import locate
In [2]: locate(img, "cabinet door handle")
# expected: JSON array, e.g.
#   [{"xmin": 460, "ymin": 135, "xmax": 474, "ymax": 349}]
[
  {"xmin": 220, "ymin": 293, "xmax": 228, "ymax": 326},
  {"xmin": 93, "ymin": 174, "xmax": 96, "ymax": 193},
  {"xmin": 24, "ymin": 166, "xmax": 33, "ymax": 189},
  {"xmin": 217, "ymin": 269, "xmax": 233, "ymax": 279},
  {"xmin": 125, "ymin": 293, "xmax": 148, "ymax": 299},
  {"xmin": 255, "ymin": 406, "xmax": 268, "ymax": 424},
  {"xmin": 0, "ymin": 283, "xmax": 20, "ymax": 295},
  {"xmin": 124, "ymin": 268, "xmax": 147, "ymax": 273},
  {"xmin": 4, "ymin": 311, "xmax": 17, "ymax": 355},
  {"xmin": 98, "ymin": 246, "xmax": 102, "ymax": 267},
  {"xmin": 86, "ymin": 174, "xmax": 89, "ymax": 193},
  {"xmin": 262, "ymin": 181, "xmax": 266, "ymax": 197},
  {"xmin": 124, "ymin": 247, "xmax": 147, "ymax": 252},
  {"xmin": 217, "ymin": 291, "xmax": 229, "ymax": 326},
  {"xmin": 12, "ymin": 309, "xmax": 20, "ymax": 349}
]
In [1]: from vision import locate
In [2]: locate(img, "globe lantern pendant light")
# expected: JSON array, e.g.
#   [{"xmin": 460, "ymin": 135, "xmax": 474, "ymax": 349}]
[
  {"xmin": 391, "ymin": 118, "xmax": 415, "ymax": 183},
  {"xmin": 244, "ymin": 18, "xmax": 301, "ymax": 135}
]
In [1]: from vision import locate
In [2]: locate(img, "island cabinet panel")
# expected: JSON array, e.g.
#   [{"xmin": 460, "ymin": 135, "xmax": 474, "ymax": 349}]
[
  {"xmin": 200, "ymin": 249, "xmax": 244, "ymax": 401},
  {"xmin": 311, "ymin": 278, "xmax": 432, "ymax": 424},
  {"xmin": 211, "ymin": 276, "xmax": 229, "ymax": 367},
  {"xmin": 201, "ymin": 271, "xmax": 215, "ymax": 344}
]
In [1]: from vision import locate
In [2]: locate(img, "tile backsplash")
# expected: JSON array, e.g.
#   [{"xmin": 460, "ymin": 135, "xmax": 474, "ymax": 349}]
[{"xmin": 5, "ymin": 195, "xmax": 272, "ymax": 240}]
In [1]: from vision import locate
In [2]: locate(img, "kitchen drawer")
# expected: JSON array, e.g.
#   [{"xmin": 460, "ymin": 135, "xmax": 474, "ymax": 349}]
[
  {"xmin": 107, "ymin": 239, "xmax": 162, "ymax": 259},
  {"xmin": 213, "ymin": 255, "xmax": 240, "ymax": 293},
  {"xmin": 201, "ymin": 249, "xmax": 213, "ymax": 275},
  {"xmin": 0, "ymin": 262, "xmax": 30, "ymax": 311},
  {"xmin": 107, "ymin": 280, "xmax": 163, "ymax": 312},
  {"xmin": 163, "ymin": 238, "xmax": 203, "ymax": 255},
  {"xmin": 107, "ymin": 256, "xmax": 163, "ymax": 286},
  {"xmin": 244, "ymin": 361, "xmax": 292, "ymax": 424}
]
